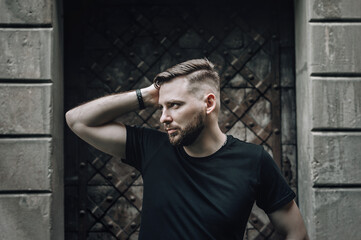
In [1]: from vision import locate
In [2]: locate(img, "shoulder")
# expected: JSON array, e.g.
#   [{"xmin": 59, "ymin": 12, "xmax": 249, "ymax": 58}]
[
  {"xmin": 126, "ymin": 125, "xmax": 166, "ymax": 137},
  {"xmin": 125, "ymin": 125, "xmax": 169, "ymax": 145},
  {"xmin": 226, "ymin": 135, "xmax": 264, "ymax": 159}
]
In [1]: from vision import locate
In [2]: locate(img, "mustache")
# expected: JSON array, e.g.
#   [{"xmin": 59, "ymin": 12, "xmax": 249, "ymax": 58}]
[{"xmin": 164, "ymin": 125, "xmax": 179, "ymax": 131}]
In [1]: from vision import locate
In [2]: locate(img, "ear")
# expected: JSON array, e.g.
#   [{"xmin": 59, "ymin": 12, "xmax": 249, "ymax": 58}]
[{"xmin": 205, "ymin": 93, "xmax": 217, "ymax": 115}]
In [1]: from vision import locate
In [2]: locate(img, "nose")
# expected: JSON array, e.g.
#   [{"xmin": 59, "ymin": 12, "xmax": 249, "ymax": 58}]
[{"xmin": 160, "ymin": 109, "xmax": 172, "ymax": 124}]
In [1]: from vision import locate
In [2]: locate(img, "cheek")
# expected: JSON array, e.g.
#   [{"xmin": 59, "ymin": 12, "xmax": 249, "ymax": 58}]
[
  {"xmin": 179, "ymin": 107, "xmax": 203, "ymax": 122},
  {"xmin": 181, "ymin": 107, "xmax": 196, "ymax": 117}
]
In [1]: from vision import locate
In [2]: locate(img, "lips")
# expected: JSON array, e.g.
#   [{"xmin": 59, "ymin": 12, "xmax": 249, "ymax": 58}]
[
  {"xmin": 165, "ymin": 127, "xmax": 178, "ymax": 134},
  {"xmin": 166, "ymin": 128, "xmax": 177, "ymax": 134}
]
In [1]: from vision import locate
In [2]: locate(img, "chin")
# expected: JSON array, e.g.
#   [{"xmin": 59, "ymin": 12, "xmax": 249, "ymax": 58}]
[
  {"xmin": 168, "ymin": 136, "xmax": 180, "ymax": 146},
  {"xmin": 167, "ymin": 133, "xmax": 177, "ymax": 144}
]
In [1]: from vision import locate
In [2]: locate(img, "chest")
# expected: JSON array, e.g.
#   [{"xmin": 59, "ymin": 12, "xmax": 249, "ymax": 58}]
[{"xmin": 142, "ymin": 153, "xmax": 258, "ymax": 230}]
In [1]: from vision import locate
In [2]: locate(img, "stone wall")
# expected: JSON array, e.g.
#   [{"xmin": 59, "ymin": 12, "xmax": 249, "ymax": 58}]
[
  {"xmin": 0, "ymin": 0, "xmax": 64, "ymax": 239},
  {"xmin": 295, "ymin": 1, "xmax": 361, "ymax": 239}
]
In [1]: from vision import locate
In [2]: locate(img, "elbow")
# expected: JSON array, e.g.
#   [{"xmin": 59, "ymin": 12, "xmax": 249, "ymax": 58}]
[
  {"xmin": 65, "ymin": 109, "xmax": 77, "ymax": 129},
  {"xmin": 65, "ymin": 110, "xmax": 89, "ymax": 139}
]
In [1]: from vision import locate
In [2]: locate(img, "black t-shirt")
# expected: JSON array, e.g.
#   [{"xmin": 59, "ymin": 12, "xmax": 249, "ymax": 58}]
[{"xmin": 124, "ymin": 125, "xmax": 295, "ymax": 240}]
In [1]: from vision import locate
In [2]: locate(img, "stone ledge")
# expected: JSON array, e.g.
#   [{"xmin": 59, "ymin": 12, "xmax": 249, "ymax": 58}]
[
  {"xmin": 0, "ymin": 138, "xmax": 52, "ymax": 190},
  {"xmin": 310, "ymin": 0, "xmax": 361, "ymax": 20},
  {"xmin": 312, "ymin": 78, "xmax": 361, "ymax": 129},
  {"xmin": 0, "ymin": 0, "xmax": 51, "ymax": 24},
  {"xmin": 0, "ymin": 194, "xmax": 51, "ymax": 240},
  {"xmin": 0, "ymin": 84, "xmax": 52, "ymax": 134},
  {"xmin": 310, "ymin": 24, "xmax": 361, "ymax": 74},
  {"xmin": 311, "ymin": 132, "xmax": 361, "ymax": 185},
  {"xmin": 0, "ymin": 29, "xmax": 51, "ymax": 79},
  {"xmin": 313, "ymin": 188, "xmax": 361, "ymax": 240}
]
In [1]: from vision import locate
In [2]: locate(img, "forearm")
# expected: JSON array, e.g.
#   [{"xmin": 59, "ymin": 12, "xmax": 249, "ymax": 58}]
[
  {"xmin": 65, "ymin": 86, "xmax": 156, "ymax": 127},
  {"xmin": 285, "ymin": 231, "xmax": 309, "ymax": 240},
  {"xmin": 269, "ymin": 200, "xmax": 309, "ymax": 240}
]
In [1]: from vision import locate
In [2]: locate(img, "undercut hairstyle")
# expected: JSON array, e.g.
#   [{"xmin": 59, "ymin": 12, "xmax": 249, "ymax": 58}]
[{"xmin": 153, "ymin": 58, "xmax": 220, "ymax": 94}]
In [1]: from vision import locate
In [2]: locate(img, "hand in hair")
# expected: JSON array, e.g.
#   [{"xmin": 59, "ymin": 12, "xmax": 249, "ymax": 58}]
[{"xmin": 142, "ymin": 84, "xmax": 160, "ymax": 108}]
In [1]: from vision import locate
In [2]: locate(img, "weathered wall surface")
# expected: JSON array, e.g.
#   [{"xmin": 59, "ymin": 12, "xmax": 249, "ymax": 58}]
[
  {"xmin": 0, "ymin": 0, "xmax": 64, "ymax": 239},
  {"xmin": 295, "ymin": 1, "xmax": 361, "ymax": 239}
]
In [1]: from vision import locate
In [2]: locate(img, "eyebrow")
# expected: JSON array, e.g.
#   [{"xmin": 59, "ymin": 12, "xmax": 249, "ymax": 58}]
[{"xmin": 159, "ymin": 99, "xmax": 185, "ymax": 106}]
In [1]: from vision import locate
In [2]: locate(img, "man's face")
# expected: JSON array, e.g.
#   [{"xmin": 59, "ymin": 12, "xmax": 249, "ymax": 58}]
[{"xmin": 158, "ymin": 77, "xmax": 206, "ymax": 146}]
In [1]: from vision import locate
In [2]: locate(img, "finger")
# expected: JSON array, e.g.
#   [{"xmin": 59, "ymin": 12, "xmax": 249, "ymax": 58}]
[{"xmin": 154, "ymin": 82, "xmax": 160, "ymax": 90}]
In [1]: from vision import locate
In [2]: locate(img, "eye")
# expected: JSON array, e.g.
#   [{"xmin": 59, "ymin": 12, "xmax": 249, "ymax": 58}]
[{"xmin": 169, "ymin": 102, "xmax": 180, "ymax": 108}]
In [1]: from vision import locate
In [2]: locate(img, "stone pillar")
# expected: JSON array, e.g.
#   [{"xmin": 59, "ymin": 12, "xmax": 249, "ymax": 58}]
[
  {"xmin": 295, "ymin": 1, "xmax": 361, "ymax": 239},
  {"xmin": 0, "ymin": 0, "xmax": 64, "ymax": 239}
]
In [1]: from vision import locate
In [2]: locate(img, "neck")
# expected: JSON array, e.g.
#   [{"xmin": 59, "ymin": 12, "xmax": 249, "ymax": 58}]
[{"xmin": 183, "ymin": 123, "xmax": 226, "ymax": 158}]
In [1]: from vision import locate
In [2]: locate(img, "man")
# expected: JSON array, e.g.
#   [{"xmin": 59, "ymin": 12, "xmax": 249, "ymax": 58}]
[{"xmin": 66, "ymin": 59, "xmax": 309, "ymax": 239}]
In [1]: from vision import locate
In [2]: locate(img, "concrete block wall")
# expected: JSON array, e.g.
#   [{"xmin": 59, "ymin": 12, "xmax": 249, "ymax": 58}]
[
  {"xmin": 295, "ymin": 1, "xmax": 361, "ymax": 239},
  {"xmin": 0, "ymin": 0, "xmax": 63, "ymax": 239}
]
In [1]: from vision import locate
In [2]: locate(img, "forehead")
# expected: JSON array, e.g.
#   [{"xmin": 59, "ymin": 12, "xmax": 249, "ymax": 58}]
[{"xmin": 158, "ymin": 77, "xmax": 193, "ymax": 103}]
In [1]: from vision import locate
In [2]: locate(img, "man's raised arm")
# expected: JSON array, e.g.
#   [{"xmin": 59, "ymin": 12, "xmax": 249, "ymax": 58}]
[{"xmin": 65, "ymin": 85, "xmax": 159, "ymax": 158}]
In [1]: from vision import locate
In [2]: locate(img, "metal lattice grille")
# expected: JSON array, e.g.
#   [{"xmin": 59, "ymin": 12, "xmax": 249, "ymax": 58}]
[{"xmin": 65, "ymin": 2, "xmax": 290, "ymax": 240}]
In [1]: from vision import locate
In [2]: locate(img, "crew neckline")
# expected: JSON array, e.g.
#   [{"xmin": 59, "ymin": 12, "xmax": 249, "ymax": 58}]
[{"xmin": 178, "ymin": 135, "xmax": 232, "ymax": 162}]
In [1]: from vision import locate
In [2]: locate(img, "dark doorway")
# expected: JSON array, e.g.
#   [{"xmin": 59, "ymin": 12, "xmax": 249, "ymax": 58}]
[{"xmin": 64, "ymin": 0, "xmax": 296, "ymax": 239}]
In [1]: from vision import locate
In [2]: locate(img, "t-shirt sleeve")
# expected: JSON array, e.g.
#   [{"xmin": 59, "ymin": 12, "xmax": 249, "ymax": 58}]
[
  {"xmin": 123, "ymin": 125, "xmax": 163, "ymax": 173},
  {"xmin": 255, "ymin": 147, "xmax": 296, "ymax": 214},
  {"xmin": 122, "ymin": 125, "xmax": 143, "ymax": 172}
]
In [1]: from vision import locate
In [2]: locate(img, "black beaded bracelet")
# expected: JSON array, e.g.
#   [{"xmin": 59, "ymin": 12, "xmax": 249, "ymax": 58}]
[{"xmin": 136, "ymin": 89, "xmax": 145, "ymax": 110}]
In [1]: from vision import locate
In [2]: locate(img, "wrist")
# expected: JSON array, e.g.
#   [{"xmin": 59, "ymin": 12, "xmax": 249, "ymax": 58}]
[
  {"xmin": 139, "ymin": 85, "xmax": 158, "ymax": 108},
  {"xmin": 136, "ymin": 89, "xmax": 145, "ymax": 110}
]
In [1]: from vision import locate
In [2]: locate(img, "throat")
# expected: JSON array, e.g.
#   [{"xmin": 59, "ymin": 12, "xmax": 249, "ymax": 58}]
[{"xmin": 183, "ymin": 133, "xmax": 227, "ymax": 158}]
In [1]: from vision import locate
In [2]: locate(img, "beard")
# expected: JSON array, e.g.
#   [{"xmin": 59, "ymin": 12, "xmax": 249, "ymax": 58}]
[{"xmin": 167, "ymin": 111, "xmax": 205, "ymax": 146}]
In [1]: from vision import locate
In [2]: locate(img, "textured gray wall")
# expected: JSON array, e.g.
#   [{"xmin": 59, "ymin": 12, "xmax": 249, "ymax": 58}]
[
  {"xmin": 0, "ymin": 0, "xmax": 64, "ymax": 239},
  {"xmin": 295, "ymin": 0, "xmax": 361, "ymax": 239}
]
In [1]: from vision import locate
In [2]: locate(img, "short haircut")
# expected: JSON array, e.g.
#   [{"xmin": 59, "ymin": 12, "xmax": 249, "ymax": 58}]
[{"xmin": 153, "ymin": 58, "xmax": 220, "ymax": 93}]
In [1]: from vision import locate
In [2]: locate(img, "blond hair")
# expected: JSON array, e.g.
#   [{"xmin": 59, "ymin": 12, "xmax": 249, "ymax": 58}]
[{"xmin": 153, "ymin": 58, "xmax": 220, "ymax": 93}]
